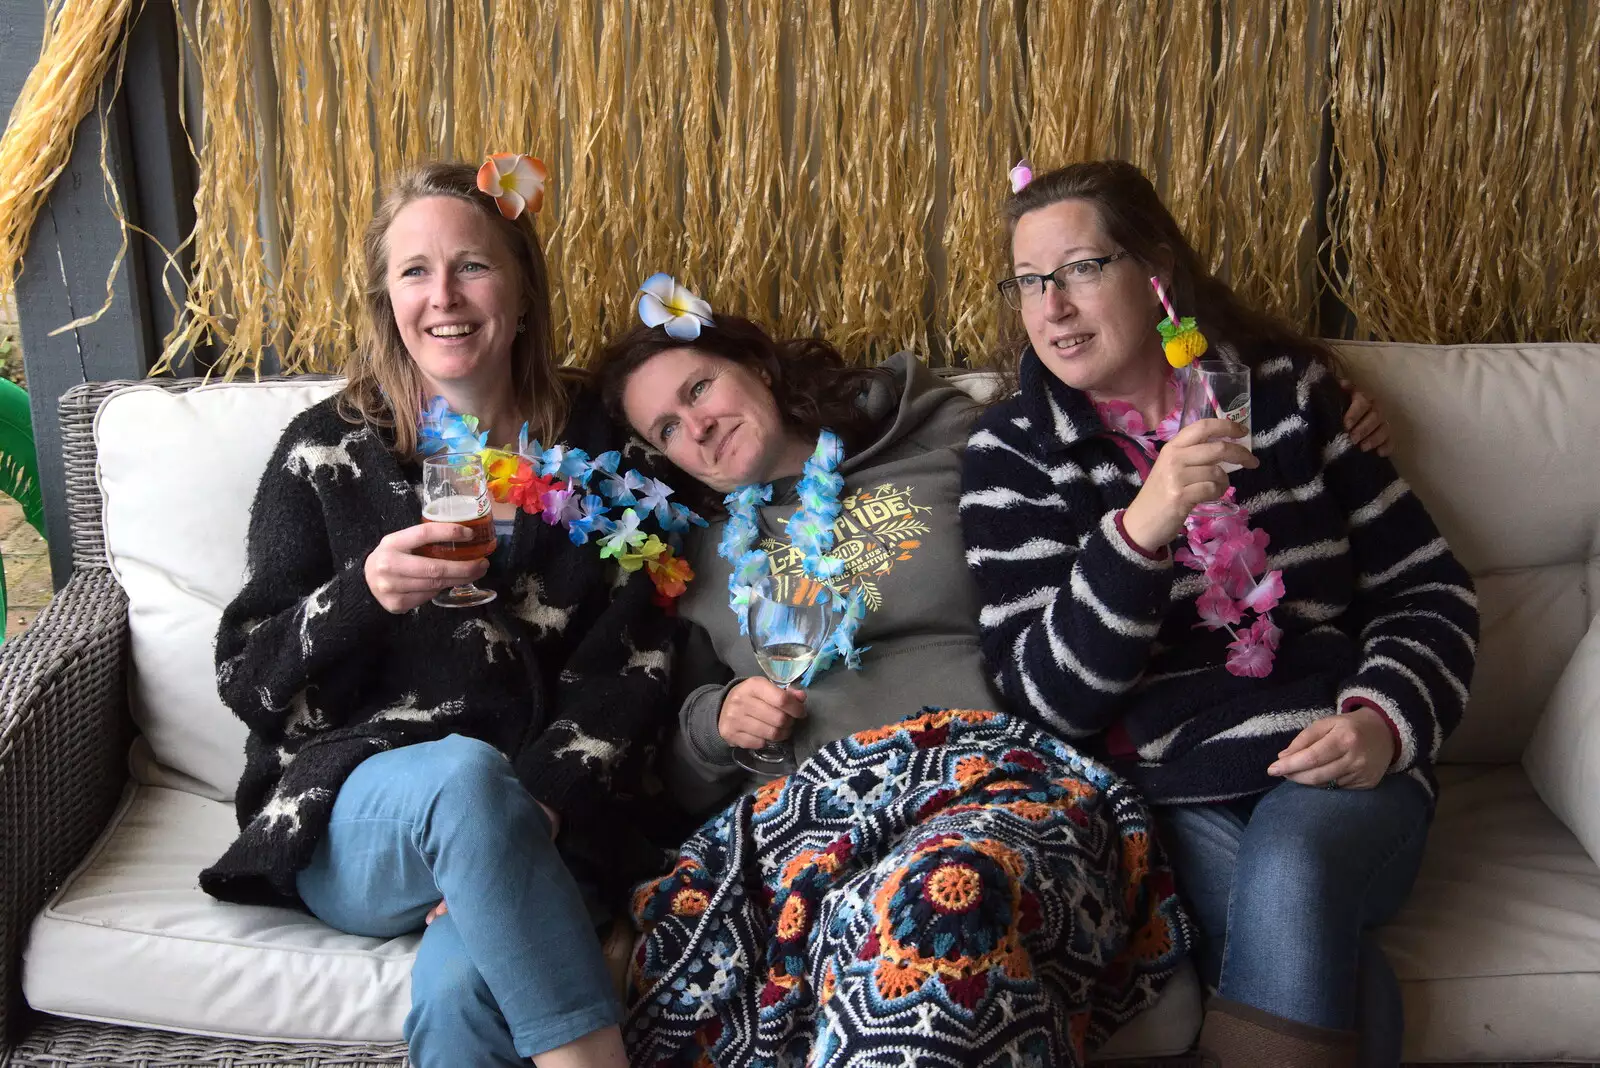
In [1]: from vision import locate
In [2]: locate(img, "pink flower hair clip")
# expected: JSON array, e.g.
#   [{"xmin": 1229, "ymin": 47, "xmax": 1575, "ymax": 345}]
[{"xmin": 1009, "ymin": 158, "xmax": 1033, "ymax": 194}]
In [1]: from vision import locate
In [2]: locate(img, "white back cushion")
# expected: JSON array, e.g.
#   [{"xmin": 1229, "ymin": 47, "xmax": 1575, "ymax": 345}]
[
  {"xmin": 1334, "ymin": 342, "xmax": 1600, "ymax": 761},
  {"xmin": 1523, "ymin": 615, "xmax": 1600, "ymax": 865},
  {"xmin": 97, "ymin": 380, "xmax": 344, "ymax": 800},
  {"xmin": 1331, "ymin": 342, "xmax": 1600, "ymax": 576}
]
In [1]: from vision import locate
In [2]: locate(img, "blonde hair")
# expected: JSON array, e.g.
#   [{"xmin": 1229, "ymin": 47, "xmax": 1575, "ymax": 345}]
[{"xmin": 339, "ymin": 161, "xmax": 567, "ymax": 458}]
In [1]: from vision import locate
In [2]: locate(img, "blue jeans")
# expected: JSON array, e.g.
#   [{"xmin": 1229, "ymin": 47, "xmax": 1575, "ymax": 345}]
[
  {"xmin": 295, "ymin": 734, "xmax": 620, "ymax": 1066},
  {"xmin": 1155, "ymin": 775, "xmax": 1431, "ymax": 1066}
]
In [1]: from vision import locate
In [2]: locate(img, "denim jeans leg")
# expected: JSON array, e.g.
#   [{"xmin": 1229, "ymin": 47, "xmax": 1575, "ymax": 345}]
[
  {"xmin": 1215, "ymin": 775, "xmax": 1432, "ymax": 1043},
  {"xmin": 405, "ymin": 911, "xmax": 523, "ymax": 1066},
  {"xmin": 295, "ymin": 734, "xmax": 621, "ymax": 1063},
  {"xmin": 1153, "ymin": 800, "xmax": 1250, "ymax": 991}
]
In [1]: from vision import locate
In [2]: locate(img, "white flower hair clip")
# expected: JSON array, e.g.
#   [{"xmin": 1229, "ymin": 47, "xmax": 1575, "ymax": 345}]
[{"xmin": 637, "ymin": 273, "xmax": 714, "ymax": 341}]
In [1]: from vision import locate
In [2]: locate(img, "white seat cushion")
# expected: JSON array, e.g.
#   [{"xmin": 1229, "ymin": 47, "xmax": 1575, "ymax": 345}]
[
  {"xmin": 96, "ymin": 379, "xmax": 344, "ymax": 800},
  {"xmin": 1382, "ymin": 764, "xmax": 1600, "ymax": 1062},
  {"xmin": 25, "ymin": 782, "xmax": 1200, "ymax": 1049},
  {"xmin": 23, "ymin": 784, "xmax": 415, "ymax": 1042}
]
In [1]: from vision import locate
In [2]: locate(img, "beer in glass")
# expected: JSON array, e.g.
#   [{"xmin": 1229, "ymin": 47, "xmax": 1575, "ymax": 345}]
[{"xmin": 419, "ymin": 453, "xmax": 498, "ymax": 607}]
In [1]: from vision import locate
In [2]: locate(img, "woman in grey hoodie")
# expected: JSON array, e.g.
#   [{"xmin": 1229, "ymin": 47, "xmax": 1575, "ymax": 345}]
[
  {"xmin": 593, "ymin": 310, "xmax": 1188, "ymax": 1067},
  {"xmin": 610, "ymin": 318, "xmax": 997, "ymax": 806}
]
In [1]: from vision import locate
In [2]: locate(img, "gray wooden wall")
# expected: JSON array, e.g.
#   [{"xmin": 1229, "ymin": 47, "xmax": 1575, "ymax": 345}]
[{"xmin": 0, "ymin": 1, "xmax": 194, "ymax": 586}]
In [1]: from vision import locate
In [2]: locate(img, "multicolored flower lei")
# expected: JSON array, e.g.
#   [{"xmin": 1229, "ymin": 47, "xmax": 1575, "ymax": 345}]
[
  {"xmin": 718, "ymin": 429, "xmax": 870, "ymax": 680},
  {"xmin": 1176, "ymin": 489, "xmax": 1285, "ymax": 677},
  {"xmin": 417, "ymin": 397, "xmax": 705, "ymax": 603}
]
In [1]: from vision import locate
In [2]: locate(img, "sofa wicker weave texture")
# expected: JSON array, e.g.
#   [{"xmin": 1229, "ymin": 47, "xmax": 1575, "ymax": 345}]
[{"xmin": 2, "ymin": 341, "xmax": 1599, "ymax": 1066}]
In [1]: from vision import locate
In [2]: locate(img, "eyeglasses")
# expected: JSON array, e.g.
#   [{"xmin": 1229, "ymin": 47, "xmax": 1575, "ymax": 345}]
[{"xmin": 996, "ymin": 251, "xmax": 1131, "ymax": 310}]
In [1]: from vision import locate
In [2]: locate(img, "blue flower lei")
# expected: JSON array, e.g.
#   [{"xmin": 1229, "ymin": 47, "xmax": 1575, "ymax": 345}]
[{"xmin": 717, "ymin": 428, "xmax": 870, "ymax": 680}]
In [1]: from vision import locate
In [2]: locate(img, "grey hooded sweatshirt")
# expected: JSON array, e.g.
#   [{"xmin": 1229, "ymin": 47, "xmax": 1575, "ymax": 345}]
[{"xmin": 668, "ymin": 351, "xmax": 1003, "ymax": 811}]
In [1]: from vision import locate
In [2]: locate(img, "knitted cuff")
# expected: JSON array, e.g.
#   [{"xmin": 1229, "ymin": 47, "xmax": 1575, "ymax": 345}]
[
  {"xmin": 1113, "ymin": 509, "xmax": 1170, "ymax": 562},
  {"xmin": 1337, "ymin": 685, "xmax": 1416, "ymax": 770}
]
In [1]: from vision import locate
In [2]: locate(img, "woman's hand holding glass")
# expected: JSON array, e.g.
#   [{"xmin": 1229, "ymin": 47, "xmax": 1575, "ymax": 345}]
[
  {"xmin": 1121, "ymin": 418, "xmax": 1258, "ymax": 552},
  {"xmin": 364, "ymin": 524, "xmax": 492, "ymax": 613},
  {"xmin": 719, "ymin": 677, "xmax": 807, "ymax": 751},
  {"xmin": 729, "ymin": 577, "xmax": 837, "ymax": 776}
]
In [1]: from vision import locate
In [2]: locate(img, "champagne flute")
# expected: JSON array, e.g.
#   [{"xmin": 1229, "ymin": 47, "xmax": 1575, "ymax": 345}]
[
  {"xmin": 418, "ymin": 453, "xmax": 498, "ymax": 608},
  {"xmin": 735, "ymin": 576, "xmax": 837, "ymax": 777}
]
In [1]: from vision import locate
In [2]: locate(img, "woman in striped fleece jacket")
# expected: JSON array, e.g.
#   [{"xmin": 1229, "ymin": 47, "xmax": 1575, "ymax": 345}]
[{"xmin": 959, "ymin": 161, "xmax": 1477, "ymax": 1068}]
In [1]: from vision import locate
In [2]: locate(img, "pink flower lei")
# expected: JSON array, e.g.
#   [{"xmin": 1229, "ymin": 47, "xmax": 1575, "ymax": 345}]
[
  {"xmin": 1175, "ymin": 490, "xmax": 1286, "ymax": 677},
  {"xmin": 1093, "ymin": 372, "xmax": 1183, "ymax": 456}
]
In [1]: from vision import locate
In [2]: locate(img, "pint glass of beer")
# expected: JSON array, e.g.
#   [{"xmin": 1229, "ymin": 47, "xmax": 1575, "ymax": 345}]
[{"xmin": 419, "ymin": 453, "xmax": 497, "ymax": 608}]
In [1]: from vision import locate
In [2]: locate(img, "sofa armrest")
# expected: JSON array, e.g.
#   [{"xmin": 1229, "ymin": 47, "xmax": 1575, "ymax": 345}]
[{"xmin": 0, "ymin": 569, "xmax": 131, "ymax": 1050}]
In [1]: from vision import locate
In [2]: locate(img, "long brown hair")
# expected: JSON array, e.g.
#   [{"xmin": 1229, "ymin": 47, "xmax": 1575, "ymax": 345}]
[
  {"xmin": 593, "ymin": 314, "xmax": 890, "ymax": 460},
  {"xmin": 998, "ymin": 160, "xmax": 1336, "ymax": 378},
  {"xmin": 339, "ymin": 161, "xmax": 568, "ymax": 458}
]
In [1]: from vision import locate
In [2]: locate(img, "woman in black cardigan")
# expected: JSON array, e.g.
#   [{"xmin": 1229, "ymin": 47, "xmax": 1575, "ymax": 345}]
[
  {"xmin": 204, "ymin": 162, "xmax": 679, "ymax": 1068},
  {"xmin": 960, "ymin": 161, "xmax": 1478, "ymax": 1068}
]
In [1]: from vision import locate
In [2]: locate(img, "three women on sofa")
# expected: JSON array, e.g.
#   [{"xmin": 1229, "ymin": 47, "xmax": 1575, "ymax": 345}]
[{"xmin": 212, "ymin": 151, "xmax": 1464, "ymax": 1068}]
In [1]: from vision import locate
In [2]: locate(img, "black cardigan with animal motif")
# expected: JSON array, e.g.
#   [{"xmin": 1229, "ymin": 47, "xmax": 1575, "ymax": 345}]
[{"xmin": 202, "ymin": 390, "xmax": 681, "ymax": 907}]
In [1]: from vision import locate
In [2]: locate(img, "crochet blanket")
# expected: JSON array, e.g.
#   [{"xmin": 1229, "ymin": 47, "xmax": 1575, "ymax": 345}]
[{"xmin": 626, "ymin": 708, "xmax": 1192, "ymax": 1067}]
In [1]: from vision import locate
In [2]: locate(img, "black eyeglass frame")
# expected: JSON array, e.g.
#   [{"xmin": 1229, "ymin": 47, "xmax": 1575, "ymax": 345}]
[{"xmin": 996, "ymin": 251, "xmax": 1133, "ymax": 309}]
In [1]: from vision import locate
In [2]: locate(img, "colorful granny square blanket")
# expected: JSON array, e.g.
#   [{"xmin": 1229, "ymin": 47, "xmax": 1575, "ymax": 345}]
[{"xmin": 627, "ymin": 708, "xmax": 1192, "ymax": 1067}]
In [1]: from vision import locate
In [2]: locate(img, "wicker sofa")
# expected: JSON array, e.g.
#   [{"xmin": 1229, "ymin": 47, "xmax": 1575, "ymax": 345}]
[{"xmin": 2, "ymin": 342, "xmax": 1599, "ymax": 1066}]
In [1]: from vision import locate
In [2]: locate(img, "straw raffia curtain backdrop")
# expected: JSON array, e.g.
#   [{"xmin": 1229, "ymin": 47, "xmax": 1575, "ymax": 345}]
[
  {"xmin": 1328, "ymin": 0, "xmax": 1600, "ymax": 344},
  {"xmin": 3, "ymin": 0, "xmax": 1593, "ymax": 377}
]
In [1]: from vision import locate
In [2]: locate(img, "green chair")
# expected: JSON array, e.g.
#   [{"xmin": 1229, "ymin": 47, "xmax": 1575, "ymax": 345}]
[{"xmin": 0, "ymin": 377, "xmax": 44, "ymax": 641}]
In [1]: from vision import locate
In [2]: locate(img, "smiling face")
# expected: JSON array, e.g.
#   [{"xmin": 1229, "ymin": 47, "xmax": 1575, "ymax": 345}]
[
  {"xmin": 620, "ymin": 346, "xmax": 809, "ymax": 492},
  {"xmin": 1010, "ymin": 198, "xmax": 1167, "ymax": 396},
  {"xmin": 384, "ymin": 195, "xmax": 523, "ymax": 396}
]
